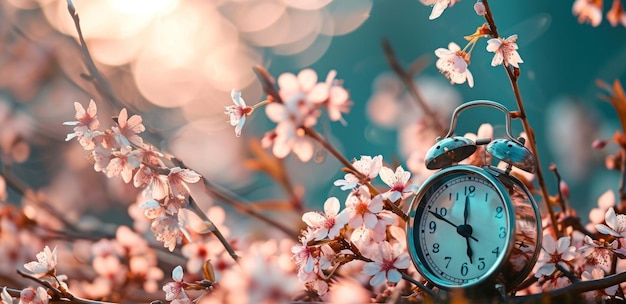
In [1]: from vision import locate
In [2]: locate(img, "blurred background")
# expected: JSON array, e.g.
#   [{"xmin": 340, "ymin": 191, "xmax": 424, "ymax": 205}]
[{"xmin": 0, "ymin": 0, "xmax": 625, "ymax": 227}]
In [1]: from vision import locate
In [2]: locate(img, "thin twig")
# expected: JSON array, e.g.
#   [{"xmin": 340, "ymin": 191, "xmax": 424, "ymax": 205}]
[
  {"xmin": 481, "ymin": 0, "xmax": 560, "ymax": 238},
  {"xmin": 303, "ymin": 127, "xmax": 408, "ymax": 220},
  {"xmin": 618, "ymin": 149, "xmax": 626, "ymax": 201},
  {"xmin": 381, "ymin": 39, "xmax": 446, "ymax": 135},
  {"xmin": 513, "ymin": 271, "xmax": 626, "ymax": 302},
  {"xmin": 17, "ymin": 270, "xmax": 113, "ymax": 304},
  {"xmin": 549, "ymin": 164, "xmax": 567, "ymax": 213},
  {"xmin": 187, "ymin": 196, "xmax": 240, "ymax": 263}
]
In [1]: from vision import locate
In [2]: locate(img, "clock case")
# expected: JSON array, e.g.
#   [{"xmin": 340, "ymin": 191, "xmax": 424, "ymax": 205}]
[{"xmin": 405, "ymin": 100, "xmax": 542, "ymax": 295}]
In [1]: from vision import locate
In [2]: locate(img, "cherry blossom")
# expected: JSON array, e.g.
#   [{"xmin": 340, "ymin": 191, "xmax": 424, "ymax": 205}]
[
  {"xmin": 534, "ymin": 234, "xmax": 576, "ymax": 277},
  {"xmin": 105, "ymin": 147, "xmax": 142, "ymax": 183},
  {"xmin": 269, "ymin": 121, "xmax": 316, "ymax": 162},
  {"xmin": 581, "ymin": 267, "xmax": 618, "ymax": 302},
  {"xmin": 163, "ymin": 265, "xmax": 190, "ymax": 304},
  {"xmin": 151, "ymin": 215, "xmax": 184, "ymax": 251},
  {"xmin": 345, "ymin": 186, "xmax": 383, "ymax": 229},
  {"xmin": 291, "ymin": 235, "xmax": 317, "ymax": 275},
  {"xmin": 2, "ymin": 287, "xmax": 12, "ymax": 304},
  {"xmin": 362, "ymin": 241, "xmax": 410, "ymax": 286},
  {"xmin": 350, "ymin": 210, "xmax": 395, "ymax": 245},
  {"xmin": 474, "ymin": 1, "xmax": 486, "ymax": 15},
  {"xmin": 302, "ymin": 197, "xmax": 349, "ymax": 240},
  {"xmin": 308, "ymin": 70, "xmax": 352, "ymax": 124},
  {"xmin": 587, "ymin": 190, "xmax": 615, "ymax": 233},
  {"xmin": 379, "ymin": 166, "xmax": 418, "ymax": 202},
  {"xmin": 607, "ymin": 0, "xmax": 626, "ymax": 26},
  {"xmin": 486, "ymin": 35, "xmax": 524, "ymax": 68},
  {"xmin": 334, "ymin": 155, "xmax": 383, "ymax": 190},
  {"xmin": 23, "ymin": 246, "xmax": 57, "ymax": 277},
  {"xmin": 596, "ymin": 208, "xmax": 626, "ymax": 238},
  {"xmin": 19, "ymin": 287, "xmax": 48, "ymax": 304},
  {"xmin": 166, "ymin": 167, "xmax": 202, "ymax": 200},
  {"xmin": 578, "ymin": 235, "xmax": 617, "ymax": 272},
  {"xmin": 573, "ymin": 0, "xmax": 603, "ymax": 27},
  {"xmin": 63, "ymin": 100, "xmax": 102, "ymax": 150},
  {"xmin": 112, "ymin": 108, "xmax": 145, "ymax": 147},
  {"xmin": 420, "ymin": 0, "xmax": 459, "ymax": 20},
  {"xmin": 225, "ymin": 89, "xmax": 252, "ymax": 137},
  {"xmin": 435, "ymin": 42, "xmax": 474, "ymax": 87},
  {"xmin": 181, "ymin": 240, "xmax": 215, "ymax": 274}
]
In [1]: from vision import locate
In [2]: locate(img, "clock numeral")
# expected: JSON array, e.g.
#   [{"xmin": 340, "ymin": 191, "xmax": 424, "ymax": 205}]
[
  {"xmin": 444, "ymin": 256, "xmax": 452, "ymax": 268},
  {"xmin": 464, "ymin": 186, "xmax": 476, "ymax": 197},
  {"xmin": 432, "ymin": 243, "xmax": 440, "ymax": 253},
  {"xmin": 498, "ymin": 227, "xmax": 506, "ymax": 239},
  {"xmin": 461, "ymin": 262, "xmax": 469, "ymax": 276},
  {"xmin": 477, "ymin": 258, "xmax": 485, "ymax": 270},
  {"xmin": 485, "ymin": 192, "xmax": 489, "ymax": 201},
  {"xmin": 495, "ymin": 206, "xmax": 504, "ymax": 219},
  {"xmin": 492, "ymin": 247, "xmax": 500, "ymax": 257},
  {"xmin": 429, "ymin": 221, "xmax": 436, "ymax": 234},
  {"xmin": 434, "ymin": 207, "xmax": 447, "ymax": 217}
]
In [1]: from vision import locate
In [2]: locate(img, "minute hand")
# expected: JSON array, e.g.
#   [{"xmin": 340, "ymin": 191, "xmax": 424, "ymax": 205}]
[{"xmin": 428, "ymin": 211, "xmax": 478, "ymax": 242}]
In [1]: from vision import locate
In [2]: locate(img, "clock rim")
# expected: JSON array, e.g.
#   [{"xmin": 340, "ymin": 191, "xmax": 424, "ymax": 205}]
[{"xmin": 406, "ymin": 165, "xmax": 517, "ymax": 290}]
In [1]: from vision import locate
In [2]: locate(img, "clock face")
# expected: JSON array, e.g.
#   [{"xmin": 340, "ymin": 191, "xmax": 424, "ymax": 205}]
[{"xmin": 409, "ymin": 169, "xmax": 512, "ymax": 287}]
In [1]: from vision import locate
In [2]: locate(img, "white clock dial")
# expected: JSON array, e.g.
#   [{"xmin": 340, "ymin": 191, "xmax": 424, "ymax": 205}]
[{"xmin": 414, "ymin": 173, "xmax": 510, "ymax": 285}]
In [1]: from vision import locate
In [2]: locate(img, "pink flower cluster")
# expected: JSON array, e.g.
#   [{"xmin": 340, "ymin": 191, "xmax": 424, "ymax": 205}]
[
  {"xmin": 64, "ymin": 101, "xmax": 201, "ymax": 251},
  {"xmin": 292, "ymin": 155, "xmax": 418, "ymax": 299}
]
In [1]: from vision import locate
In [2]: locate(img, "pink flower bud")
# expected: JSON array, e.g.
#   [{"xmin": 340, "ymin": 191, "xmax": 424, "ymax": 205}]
[
  {"xmin": 474, "ymin": 2, "xmax": 487, "ymax": 15},
  {"xmin": 20, "ymin": 288, "xmax": 35, "ymax": 302},
  {"xmin": 592, "ymin": 139, "xmax": 607, "ymax": 150},
  {"xmin": 559, "ymin": 181, "xmax": 570, "ymax": 199}
]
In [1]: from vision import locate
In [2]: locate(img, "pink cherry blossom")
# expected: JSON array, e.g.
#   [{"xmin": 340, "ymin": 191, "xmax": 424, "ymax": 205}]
[
  {"xmin": 151, "ymin": 215, "xmax": 184, "ymax": 251},
  {"xmin": 420, "ymin": 0, "xmax": 459, "ymax": 20},
  {"xmin": 301, "ymin": 197, "xmax": 349, "ymax": 240},
  {"xmin": 362, "ymin": 241, "xmax": 410, "ymax": 286},
  {"xmin": 595, "ymin": 208, "xmax": 626, "ymax": 237},
  {"xmin": 181, "ymin": 241, "xmax": 215, "ymax": 274},
  {"xmin": 166, "ymin": 167, "xmax": 201, "ymax": 200},
  {"xmin": 435, "ymin": 42, "xmax": 474, "ymax": 87},
  {"xmin": 474, "ymin": 1, "xmax": 486, "ymax": 15},
  {"xmin": 608, "ymin": 0, "xmax": 626, "ymax": 26},
  {"xmin": 1, "ymin": 287, "xmax": 12, "ymax": 304},
  {"xmin": 578, "ymin": 235, "xmax": 617, "ymax": 273},
  {"xmin": 134, "ymin": 166, "xmax": 169, "ymax": 200},
  {"xmin": 350, "ymin": 210, "xmax": 395, "ymax": 245},
  {"xmin": 163, "ymin": 265, "xmax": 190, "ymax": 304},
  {"xmin": 270, "ymin": 121, "xmax": 315, "ymax": 162},
  {"xmin": 24, "ymin": 246, "xmax": 57, "ymax": 276},
  {"xmin": 112, "ymin": 108, "xmax": 145, "ymax": 147},
  {"xmin": 225, "ymin": 89, "xmax": 252, "ymax": 137},
  {"xmin": 573, "ymin": 0, "xmax": 603, "ymax": 27},
  {"xmin": 534, "ymin": 234, "xmax": 576, "ymax": 278},
  {"xmin": 19, "ymin": 287, "xmax": 48, "ymax": 304},
  {"xmin": 345, "ymin": 186, "xmax": 383, "ymax": 229},
  {"xmin": 291, "ymin": 235, "xmax": 317, "ymax": 275},
  {"xmin": 63, "ymin": 100, "xmax": 102, "ymax": 150},
  {"xmin": 588, "ymin": 190, "xmax": 616, "ymax": 233},
  {"xmin": 486, "ymin": 34, "xmax": 524, "ymax": 68},
  {"xmin": 308, "ymin": 70, "xmax": 352, "ymax": 124},
  {"xmin": 379, "ymin": 166, "xmax": 418, "ymax": 202},
  {"xmin": 105, "ymin": 147, "xmax": 142, "ymax": 183},
  {"xmin": 334, "ymin": 155, "xmax": 383, "ymax": 190}
]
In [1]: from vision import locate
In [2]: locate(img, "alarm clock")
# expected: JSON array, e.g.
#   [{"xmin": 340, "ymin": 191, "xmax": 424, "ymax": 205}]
[{"xmin": 406, "ymin": 100, "xmax": 542, "ymax": 296}]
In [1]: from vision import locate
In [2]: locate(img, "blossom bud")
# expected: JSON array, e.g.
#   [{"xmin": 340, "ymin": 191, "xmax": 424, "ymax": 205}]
[
  {"xmin": 559, "ymin": 181, "xmax": 570, "ymax": 199},
  {"xmin": 20, "ymin": 288, "xmax": 35, "ymax": 303},
  {"xmin": 474, "ymin": 1, "xmax": 486, "ymax": 15},
  {"xmin": 592, "ymin": 139, "xmax": 607, "ymax": 150}
]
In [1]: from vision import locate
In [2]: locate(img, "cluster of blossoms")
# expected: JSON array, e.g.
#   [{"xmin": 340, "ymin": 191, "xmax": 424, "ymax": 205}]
[
  {"xmin": 226, "ymin": 69, "xmax": 352, "ymax": 161},
  {"xmin": 291, "ymin": 155, "xmax": 419, "ymax": 300},
  {"xmin": 64, "ymin": 100, "xmax": 201, "ymax": 251},
  {"xmin": 573, "ymin": 0, "xmax": 626, "ymax": 27}
]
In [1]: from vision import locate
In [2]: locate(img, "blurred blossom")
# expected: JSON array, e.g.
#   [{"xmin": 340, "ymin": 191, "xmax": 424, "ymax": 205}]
[
  {"xmin": 327, "ymin": 278, "xmax": 371, "ymax": 303},
  {"xmin": 573, "ymin": 0, "xmax": 603, "ymax": 27},
  {"xmin": 588, "ymin": 190, "xmax": 616, "ymax": 233},
  {"xmin": 607, "ymin": 0, "xmax": 626, "ymax": 26}
]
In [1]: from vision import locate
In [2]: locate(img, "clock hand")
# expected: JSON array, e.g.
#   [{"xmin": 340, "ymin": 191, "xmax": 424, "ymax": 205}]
[
  {"xmin": 465, "ymin": 236, "xmax": 473, "ymax": 264},
  {"xmin": 428, "ymin": 211, "xmax": 478, "ymax": 242},
  {"xmin": 463, "ymin": 195, "xmax": 473, "ymax": 263},
  {"xmin": 464, "ymin": 195, "xmax": 470, "ymax": 225}
]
